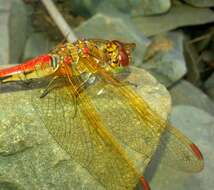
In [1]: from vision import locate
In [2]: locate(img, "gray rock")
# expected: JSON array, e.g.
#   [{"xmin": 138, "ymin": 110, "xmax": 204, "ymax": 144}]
[
  {"xmin": 0, "ymin": 67, "xmax": 170, "ymax": 189},
  {"xmin": 97, "ymin": 0, "xmax": 171, "ymax": 16},
  {"xmin": 128, "ymin": 0, "xmax": 171, "ymax": 16},
  {"xmin": 204, "ymin": 73, "xmax": 214, "ymax": 100},
  {"xmin": 68, "ymin": 0, "xmax": 99, "ymax": 16},
  {"xmin": 184, "ymin": 0, "xmax": 214, "ymax": 7},
  {"xmin": 9, "ymin": 0, "xmax": 28, "ymax": 64},
  {"xmin": 0, "ymin": 0, "xmax": 11, "ymax": 11},
  {"xmin": 148, "ymin": 105, "xmax": 214, "ymax": 190},
  {"xmin": 75, "ymin": 13, "xmax": 150, "ymax": 66},
  {"xmin": 142, "ymin": 32, "xmax": 187, "ymax": 87},
  {"xmin": 22, "ymin": 32, "xmax": 56, "ymax": 61},
  {"xmin": 0, "ymin": 1, "xmax": 10, "ymax": 65},
  {"xmin": 68, "ymin": 0, "xmax": 171, "ymax": 16},
  {"xmin": 169, "ymin": 80, "xmax": 214, "ymax": 116},
  {"xmin": 132, "ymin": 3, "xmax": 214, "ymax": 36},
  {"xmin": 0, "ymin": 0, "xmax": 28, "ymax": 65}
]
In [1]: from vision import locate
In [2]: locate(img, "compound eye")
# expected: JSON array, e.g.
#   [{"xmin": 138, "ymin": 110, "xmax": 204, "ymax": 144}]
[{"xmin": 119, "ymin": 50, "xmax": 129, "ymax": 66}]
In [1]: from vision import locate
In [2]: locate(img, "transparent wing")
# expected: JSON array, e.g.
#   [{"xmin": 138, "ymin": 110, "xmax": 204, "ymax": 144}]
[
  {"xmin": 84, "ymin": 60, "xmax": 204, "ymax": 173},
  {"xmin": 114, "ymin": 84, "xmax": 204, "ymax": 172},
  {"xmin": 30, "ymin": 77, "xmax": 141, "ymax": 190}
]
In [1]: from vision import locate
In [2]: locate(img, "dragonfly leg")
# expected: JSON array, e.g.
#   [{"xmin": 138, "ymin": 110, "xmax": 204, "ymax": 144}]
[
  {"xmin": 103, "ymin": 77, "xmax": 138, "ymax": 88},
  {"xmin": 71, "ymin": 74, "xmax": 95, "ymax": 118},
  {"xmin": 69, "ymin": 81, "xmax": 88, "ymax": 119},
  {"xmin": 123, "ymin": 81, "xmax": 138, "ymax": 88},
  {"xmin": 40, "ymin": 76, "xmax": 59, "ymax": 98}
]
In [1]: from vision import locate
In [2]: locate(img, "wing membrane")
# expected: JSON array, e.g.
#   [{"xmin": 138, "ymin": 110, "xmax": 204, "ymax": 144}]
[
  {"xmin": 88, "ymin": 64, "xmax": 204, "ymax": 173},
  {"xmin": 30, "ymin": 77, "xmax": 141, "ymax": 190},
  {"xmin": 117, "ymin": 84, "xmax": 204, "ymax": 172}
]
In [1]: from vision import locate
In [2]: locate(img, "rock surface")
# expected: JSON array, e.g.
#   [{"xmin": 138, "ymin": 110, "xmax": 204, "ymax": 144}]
[
  {"xmin": 9, "ymin": 0, "xmax": 28, "ymax": 64},
  {"xmin": 68, "ymin": 0, "xmax": 171, "ymax": 16},
  {"xmin": 0, "ymin": 1, "xmax": 10, "ymax": 65},
  {"xmin": 142, "ymin": 32, "xmax": 187, "ymax": 87},
  {"xmin": 132, "ymin": 3, "xmax": 214, "ymax": 36},
  {"xmin": 169, "ymin": 80, "xmax": 214, "ymax": 116},
  {"xmin": 0, "ymin": 0, "xmax": 27, "ymax": 65},
  {"xmin": 0, "ymin": 67, "xmax": 170, "ymax": 189},
  {"xmin": 23, "ymin": 32, "xmax": 56, "ymax": 61}
]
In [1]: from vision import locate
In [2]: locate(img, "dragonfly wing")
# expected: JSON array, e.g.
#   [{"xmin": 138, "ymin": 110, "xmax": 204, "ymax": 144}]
[
  {"xmin": 117, "ymin": 84, "xmax": 204, "ymax": 172},
  {"xmin": 88, "ymin": 65, "xmax": 204, "ymax": 173},
  {"xmin": 30, "ymin": 77, "xmax": 142, "ymax": 190},
  {"xmin": 87, "ymin": 81, "xmax": 159, "ymax": 167},
  {"xmin": 156, "ymin": 125, "xmax": 204, "ymax": 172}
]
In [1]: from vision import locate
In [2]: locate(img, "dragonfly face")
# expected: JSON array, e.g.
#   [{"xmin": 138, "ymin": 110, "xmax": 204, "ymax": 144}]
[{"xmin": 105, "ymin": 40, "xmax": 136, "ymax": 73}]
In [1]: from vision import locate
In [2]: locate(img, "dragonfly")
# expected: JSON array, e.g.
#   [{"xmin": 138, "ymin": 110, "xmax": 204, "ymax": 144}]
[{"xmin": 0, "ymin": 39, "xmax": 204, "ymax": 190}]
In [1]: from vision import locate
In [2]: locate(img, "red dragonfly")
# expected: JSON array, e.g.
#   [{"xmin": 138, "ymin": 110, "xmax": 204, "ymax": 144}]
[{"xmin": 0, "ymin": 39, "xmax": 204, "ymax": 190}]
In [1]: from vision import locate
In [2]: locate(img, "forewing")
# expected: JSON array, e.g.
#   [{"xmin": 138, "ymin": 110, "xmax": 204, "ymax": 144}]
[
  {"xmin": 89, "ymin": 65, "xmax": 204, "ymax": 173},
  {"xmin": 157, "ymin": 125, "xmax": 204, "ymax": 172},
  {"xmin": 117, "ymin": 84, "xmax": 204, "ymax": 172},
  {"xmin": 30, "ymin": 78, "xmax": 140, "ymax": 190},
  {"xmin": 87, "ymin": 82, "xmax": 158, "ymax": 167}
]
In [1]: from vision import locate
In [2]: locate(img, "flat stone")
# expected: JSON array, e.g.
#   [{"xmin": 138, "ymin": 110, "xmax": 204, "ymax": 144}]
[
  {"xmin": 129, "ymin": 0, "xmax": 171, "ymax": 16},
  {"xmin": 0, "ymin": 66, "xmax": 170, "ymax": 189},
  {"xmin": 22, "ymin": 32, "xmax": 56, "ymax": 61},
  {"xmin": 169, "ymin": 80, "xmax": 214, "ymax": 116},
  {"xmin": 75, "ymin": 13, "xmax": 150, "ymax": 66},
  {"xmin": 98, "ymin": 0, "xmax": 171, "ymax": 16},
  {"xmin": 9, "ymin": 0, "xmax": 28, "ymax": 64},
  {"xmin": 142, "ymin": 32, "xmax": 187, "ymax": 87},
  {"xmin": 0, "ymin": 0, "xmax": 11, "ymax": 11},
  {"xmin": 0, "ymin": 11, "xmax": 10, "ymax": 65},
  {"xmin": 132, "ymin": 3, "xmax": 214, "ymax": 36},
  {"xmin": 147, "ymin": 105, "xmax": 214, "ymax": 190},
  {"xmin": 0, "ymin": 0, "xmax": 29, "ymax": 65},
  {"xmin": 68, "ymin": 0, "xmax": 171, "ymax": 16}
]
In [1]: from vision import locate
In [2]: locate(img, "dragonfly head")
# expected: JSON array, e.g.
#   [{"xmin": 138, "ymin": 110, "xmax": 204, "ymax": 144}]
[{"xmin": 106, "ymin": 40, "xmax": 136, "ymax": 72}]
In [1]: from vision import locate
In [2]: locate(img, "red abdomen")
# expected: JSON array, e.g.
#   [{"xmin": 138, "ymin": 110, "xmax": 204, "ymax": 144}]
[{"xmin": 0, "ymin": 55, "xmax": 52, "ymax": 78}]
